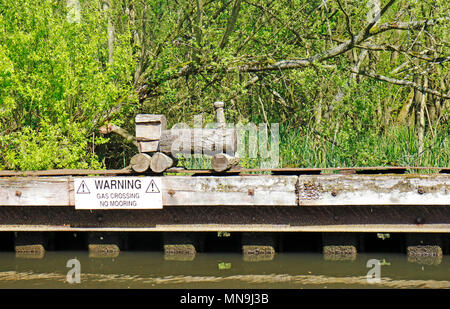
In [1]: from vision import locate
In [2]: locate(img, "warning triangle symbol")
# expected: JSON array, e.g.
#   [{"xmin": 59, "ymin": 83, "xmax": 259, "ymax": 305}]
[
  {"xmin": 76, "ymin": 180, "xmax": 91, "ymax": 194},
  {"xmin": 146, "ymin": 179, "xmax": 160, "ymax": 193}
]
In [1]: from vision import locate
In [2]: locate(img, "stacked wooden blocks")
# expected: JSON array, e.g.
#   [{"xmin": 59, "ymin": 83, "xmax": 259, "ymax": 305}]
[{"xmin": 131, "ymin": 102, "xmax": 240, "ymax": 173}]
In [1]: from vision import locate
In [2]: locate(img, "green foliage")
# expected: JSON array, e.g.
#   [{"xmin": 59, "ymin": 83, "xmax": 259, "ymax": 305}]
[
  {"xmin": 0, "ymin": 0, "xmax": 137, "ymax": 170},
  {"xmin": 0, "ymin": 122, "xmax": 103, "ymax": 170},
  {"xmin": 0, "ymin": 0, "xmax": 448, "ymax": 170}
]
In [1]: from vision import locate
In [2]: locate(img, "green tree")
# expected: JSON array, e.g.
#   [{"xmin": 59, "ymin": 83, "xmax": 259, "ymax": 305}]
[{"xmin": 0, "ymin": 0, "xmax": 137, "ymax": 170}]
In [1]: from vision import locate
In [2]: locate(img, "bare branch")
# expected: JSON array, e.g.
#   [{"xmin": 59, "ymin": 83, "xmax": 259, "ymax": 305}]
[
  {"xmin": 358, "ymin": 0, "xmax": 397, "ymax": 40},
  {"xmin": 229, "ymin": 0, "xmax": 398, "ymax": 72},
  {"xmin": 355, "ymin": 42, "xmax": 437, "ymax": 62},
  {"xmin": 99, "ymin": 124, "xmax": 138, "ymax": 147},
  {"xmin": 370, "ymin": 17, "xmax": 449, "ymax": 35},
  {"xmin": 244, "ymin": 1, "xmax": 304, "ymax": 43},
  {"xmin": 353, "ymin": 70, "xmax": 450, "ymax": 99},
  {"xmin": 336, "ymin": 0, "xmax": 354, "ymax": 43}
]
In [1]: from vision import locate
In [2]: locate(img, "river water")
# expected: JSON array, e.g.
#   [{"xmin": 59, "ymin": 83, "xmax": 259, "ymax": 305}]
[{"xmin": 0, "ymin": 252, "xmax": 448, "ymax": 289}]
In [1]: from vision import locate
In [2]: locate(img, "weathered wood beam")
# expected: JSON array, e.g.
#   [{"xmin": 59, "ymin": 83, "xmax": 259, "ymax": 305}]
[
  {"xmin": 0, "ymin": 175, "xmax": 298, "ymax": 206},
  {"xmin": 98, "ymin": 123, "xmax": 137, "ymax": 147},
  {"xmin": 163, "ymin": 176, "xmax": 297, "ymax": 206},
  {"xmin": 211, "ymin": 153, "xmax": 240, "ymax": 172},
  {"xmin": 297, "ymin": 174, "xmax": 450, "ymax": 206},
  {"xmin": 0, "ymin": 166, "xmax": 446, "ymax": 177},
  {"xmin": 130, "ymin": 153, "xmax": 152, "ymax": 173},
  {"xmin": 135, "ymin": 114, "xmax": 167, "ymax": 141},
  {"xmin": 214, "ymin": 101, "xmax": 226, "ymax": 129},
  {"xmin": 0, "ymin": 177, "xmax": 72, "ymax": 206},
  {"xmin": 136, "ymin": 114, "xmax": 166, "ymax": 153},
  {"xmin": 159, "ymin": 128, "xmax": 237, "ymax": 156},
  {"xmin": 1, "ymin": 174, "xmax": 448, "ymax": 207},
  {"xmin": 150, "ymin": 152, "xmax": 177, "ymax": 173}
]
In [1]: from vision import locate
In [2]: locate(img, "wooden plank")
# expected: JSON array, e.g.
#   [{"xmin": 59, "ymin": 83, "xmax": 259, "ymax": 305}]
[
  {"xmin": 211, "ymin": 153, "xmax": 240, "ymax": 172},
  {"xmin": 0, "ymin": 177, "xmax": 71, "ymax": 206},
  {"xmin": 150, "ymin": 152, "xmax": 176, "ymax": 173},
  {"xmin": 0, "ymin": 169, "xmax": 133, "ymax": 177},
  {"xmin": 297, "ymin": 174, "xmax": 450, "ymax": 206},
  {"xmin": 161, "ymin": 176, "xmax": 298, "ymax": 206},
  {"xmin": 137, "ymin": 140, "xmax": 160, "ymax": 153},
  {"xmin": 136, "ymin": 125, "xmax": 164, "ymax": 141},
  {"xmin": 0, "ymin": 175, "xmax": 298, "ymax": 206},
  {"xmin": 0, "ymin": 174, "xmax": 449, "ymax": 207},
  {"xmin": 135, "ymin": 114, "xmax": 167, "ymax": 124},
  {"xmin": 0, "ymin": 166, "xmax": 447, "ymax": 177},
  {"xmin": 2, "ymin": 224, "xmax": 450, "ymax": 233}
]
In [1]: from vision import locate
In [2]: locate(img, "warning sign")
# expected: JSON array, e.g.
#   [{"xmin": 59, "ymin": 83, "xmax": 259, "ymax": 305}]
[
  {"xmin": 76, "ymin": 180, "xmax": 91, "ymax": 194},
  {"xmin": 74, "ymin": 177, "xmax": 162, "ymax": 209},
  {"xmin": 146, "ymin": 179, "xmax": 160, "ymax": 193}
]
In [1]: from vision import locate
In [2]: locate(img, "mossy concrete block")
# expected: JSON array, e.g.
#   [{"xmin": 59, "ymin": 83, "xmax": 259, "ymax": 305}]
[
  {"xmin": 242, "ymin": 245, "xmax": 275, "ymax": 255},
  {"xmin": 407, "ymin": 252, "xmax": 442, "ymax": 265},
  {"xmin": 164, "ymin": 244, "xmax": 196, "ymax": 256},
  {"xmin": 406, "ymin": 234, "xmax": 443, "ymax": 262},
  {"xmin": 15, "ymin": 244, "xmax": 45, "ymax": 259},
  {"xmin": 323, "ymin": 246, "xmax": 357, "ymax": 261},
  {"xmin": 243, "ymin": 250, "xmax": 275, "ymax": 262},
  {"xmin": 163, "ymin": 232, "xmax": 204, "ymax": 260},
  {"xmin": 322, "ymin": 233, "xmax": 358, "ymax": 260},
  {"xmin": 14, "ymin": 232, "xmax": 48, "ymax": 257},
  {"xmin": 88, "ymin": 244, "xmax": 120, "ymax": 258},
  {"xmin": 88, "ymin": 232, "xmax": 124, "ymax": 258},
  {"xmin": 241, "ymin": 233, "xmax": 277, "ymax": 258}
]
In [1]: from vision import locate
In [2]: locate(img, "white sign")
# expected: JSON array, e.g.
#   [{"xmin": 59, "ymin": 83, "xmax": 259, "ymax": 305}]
[{"xmin": 74, "ymin": 177, "xmax": 162, "ymax": 209}]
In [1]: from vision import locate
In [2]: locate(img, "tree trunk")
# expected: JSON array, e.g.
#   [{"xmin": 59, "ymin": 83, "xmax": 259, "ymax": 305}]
[
  {"xmin": 211, "ymin": 153, "xmax": 240, "ymax": 172},
  {"xmin": 150, "ymin": 152, "xmax": 176, "ymax": 173},
  {"xmin": 418, "ymin": 77, "xmax": 428, "ymax": 162},
  {"xmin": 159, "ymin": 128, "xmax": 238, "ymax": 156},
  {"xmin": 130, "ymin": 153, "xmax": 152, "ymax": 173},
  {"xmin": 103, "ymin": 0, "xmax": 114, "ymax": 64}
]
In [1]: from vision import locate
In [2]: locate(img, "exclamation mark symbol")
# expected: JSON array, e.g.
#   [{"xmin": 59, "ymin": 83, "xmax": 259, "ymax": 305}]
[
  {"xmin": 146, "ymin": 179, "xmax": 160, "ymax": 193},
  {"xmin": 77, "ymin": 180, "xmax": 90, "ymax": 194}
]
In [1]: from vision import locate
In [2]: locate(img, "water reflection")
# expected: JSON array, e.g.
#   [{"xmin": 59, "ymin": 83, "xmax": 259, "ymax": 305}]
[{"xmin": 0, "ymin": 252, "xmax": 448, "ymax": 288}]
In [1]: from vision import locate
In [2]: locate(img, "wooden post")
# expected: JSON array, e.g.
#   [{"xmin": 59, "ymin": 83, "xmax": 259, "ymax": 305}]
[
  {"xmin": 88, "ymin": 232, "xmax": 124, "ymax": 258},
  {"xmin": 211, "ymin": 153, "xmax": 240, "ymax": 172},
  {"xmin": 242, "ymin": 232, "xmax": 276, "ymax": 261},
  {"xmin": 15, "ymin": 232, "xmax": 47, "ymax": 258},
  {"xmin": 150, "ymin": 152, "xmax": 176, "ymax": 173},
  {"xmin": 214, "ymin": 101, "xmax": 226, "ymax": 129},
  {"xmin": 406, "ymin": 233, "xmax": 442, "ymax": 265},
  {"xmin": 322, "ymin": 233, "xmax": 358, "ymax": 261},
  {"xmin": 130, "ymin": 153, "xmax": 152, "ymax": 173},
  {"xmin": 135, "ymin": 114, "xmax": 166, "ymax": 153}
]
